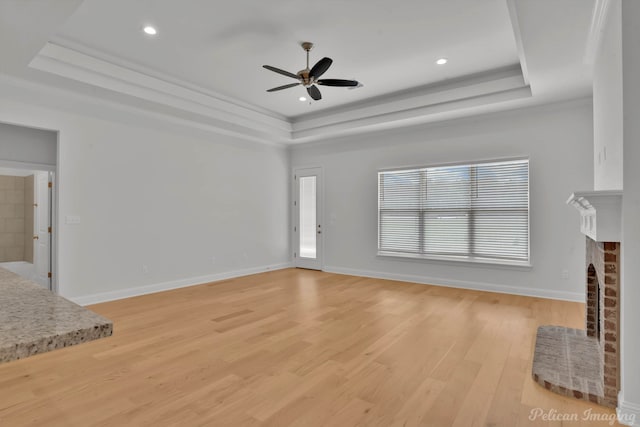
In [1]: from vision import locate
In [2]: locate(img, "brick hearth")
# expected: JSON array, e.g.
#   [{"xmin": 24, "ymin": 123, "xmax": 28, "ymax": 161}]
[{"xmin": 532, "ymin": 237, "xmax": 620, "ymax": 408}]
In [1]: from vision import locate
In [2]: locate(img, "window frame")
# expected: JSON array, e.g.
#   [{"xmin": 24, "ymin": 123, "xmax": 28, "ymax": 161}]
[{"xmin": 377, "ymin": 157, "xmax": 531, "ymax": 267}]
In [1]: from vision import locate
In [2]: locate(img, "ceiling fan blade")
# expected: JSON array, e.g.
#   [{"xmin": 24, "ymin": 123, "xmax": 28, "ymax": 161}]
[
  {"xmin": 317, "ymin": 79, "xmax": 359, "ymax": 87},
  {"xmin": 309, "ymin": 57, "xmax": 333, "ymax": 79},
  {"xmin": 307, "ymin": 85, "xmax": 322, "ymax": 101},
  {"xmin": 263, "ymin": 65, "xmax": 299, "ymax": 80},
  {"xmin": 266, "ymin": 82, "xmax": 301, "ymax": 92}
]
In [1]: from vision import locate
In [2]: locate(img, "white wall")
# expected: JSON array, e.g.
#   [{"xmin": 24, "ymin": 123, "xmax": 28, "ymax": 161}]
[
  {"xmin": 0, "ymin": 121, "xmax": 57, "ymax": 166},
  {"xmin": 0, "ymin": 77, "xmax": 290, "ymax": 303},
  {"xmin": 619, "ymin": 0, "xmax": 640, "ymax": 423},
  {"xmin": 593, "ymin": 0, "xmax": 623, "ymax": 191},
  {"xmin": 291, "ymin": 99, "xmax": 593, "ymax": 301},
  {"xmin": 591, "ymin": 1, "xmax": 640, "ymax": 422}
]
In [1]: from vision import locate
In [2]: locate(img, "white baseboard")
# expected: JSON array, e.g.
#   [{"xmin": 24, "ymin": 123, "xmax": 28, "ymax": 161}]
[
  {"xmin": 70, "ymin": 262, "xmax": 582, "ymax": 306},
  {"xmin": 618, "ymin": 392, "xmax": 640, "ymax": 426},
  {"xmin": 323, "ymin": 265, "xmax": 583, "ymax": 302},
  {"xmin": 69, "ymin": 262, "xmax": 293, "ymax": 306}
]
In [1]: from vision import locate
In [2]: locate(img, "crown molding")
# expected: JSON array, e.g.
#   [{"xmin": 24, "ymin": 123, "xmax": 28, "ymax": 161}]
[
  {"xmin": 505, "ymin": 0, "xmax": 530, "ymax": 85},
  {"xmin": 291, "ymin": 66, "xmax": 531, "ymax": 142},
  {"xmin": 0, "ymin": 73, "xmax": 288, "ymax": 147},
  {"xmin": 48, "ymin": 36, "xmax": 285, "ymax": 119},
  {"xmin": 29, "ymin": 42, "xmax": 292, "ymax": 140},
  {"xmin": 584, "ymin": 0, "xmax": 614, "ymax": 65},
  {"xmin": 26, "ymin": 41, "xmax": 533, "ymax": 145}
]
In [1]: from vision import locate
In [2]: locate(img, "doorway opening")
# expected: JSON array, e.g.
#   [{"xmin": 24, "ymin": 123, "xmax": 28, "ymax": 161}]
[{"xmin": 0, "ymin": 167, "xmax": 54, "ymax": 290}]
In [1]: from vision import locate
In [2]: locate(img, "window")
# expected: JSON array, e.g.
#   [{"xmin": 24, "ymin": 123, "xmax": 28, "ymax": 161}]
[{"xmin": 378, "ymin": 159, "xmax": 529, "ymax": 265}]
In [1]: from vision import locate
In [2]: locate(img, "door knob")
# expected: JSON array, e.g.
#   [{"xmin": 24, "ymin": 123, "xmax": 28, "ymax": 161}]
[{"xmin": 33, "ymin": 235, "xmax": 39, "ymax": 240}]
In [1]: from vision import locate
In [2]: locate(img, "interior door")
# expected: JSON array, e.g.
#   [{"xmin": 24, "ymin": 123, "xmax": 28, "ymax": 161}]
[
  {"xmin": 34, "ymin": 171, "xmax": 51, "ymax": 289},
  {"xmin": 294, "ymin": 167, "xmax": 323, "ymax": 270}
]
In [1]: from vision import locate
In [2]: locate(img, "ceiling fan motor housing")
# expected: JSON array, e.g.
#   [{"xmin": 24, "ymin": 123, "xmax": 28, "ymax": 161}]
[{"xmin": 297, "ymin": 69, "xmax": 313, "ymax": 86}]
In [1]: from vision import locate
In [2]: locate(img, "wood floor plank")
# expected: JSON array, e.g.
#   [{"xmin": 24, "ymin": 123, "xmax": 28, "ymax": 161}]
[{"xmin": 0, "ymin": 268, "xmax": 622, "ymax": 426}]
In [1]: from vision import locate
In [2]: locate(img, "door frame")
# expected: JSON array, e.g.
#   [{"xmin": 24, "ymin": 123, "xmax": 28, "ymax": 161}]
[
  {"xmin": 33, "ymin": 170, "xmax": 53, "ymax": 289},
  {"xmin": 0, "ymin": 159, "xmax": 57, "ymax": 292},
  {"xmin": 292, "ymin": 166, "xmax": 324, "ymax": 270}
]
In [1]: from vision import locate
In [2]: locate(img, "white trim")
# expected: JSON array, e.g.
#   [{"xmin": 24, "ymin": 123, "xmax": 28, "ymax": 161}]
[
  {"xmin": 292, "ymin": 167, "xmax": 324, "ymax": 270},
  {"xmin": 323, "ymin": 265, "xmax": 583, "ymax": 302},
  {"xmin": 291, "ymin": 86, "xmax": 532, "ymax": 143},
  {"xmin": 567, "ymin": 190, "xmax": 622, "ymax": 242},
  {"xmin": 26, "ymin": 40, "xmax": 535, "ymax": 145},
  {"xmin": 49, "ymin": 36, "xmax": 286, "ymax": 121},
  {"xmin": 292, "ymin": 67, "xmax": 530, "ymax": 138},
  {"xmin": 290, "ymin": 97, "xmax": 593, "ymax": 151},
  {"xmin": 0, "ymin": 74, "xmax": 287, "ymax": 147},
  {"xmin": 584, "ymin": 0, "xmax": 614, "ymax": 65},
  {"xmin": 376, "ymin": 252, "xmax": 532, "ymax": 269},
  {"xmin": 377, "ymin": 155, "xmax": 529, "ymax": 174},
  {"xmin": 50, "ymin": 170, "xmax": 59, "ymax": 295},
  {"xmin": 617, "ymin": 392, "xmax": 640, "ymax": 426},
  {"xmin": 505, "ymin": 0, "xmax": 531, "ymax": 85},
  {"xmin": 68, "ymin": 262, "xmax": 293, "ymax": 306},
  {"xmin": 0, "ymin": 147, "xmax": 59, "ymax": 296},
  {"xmin": 29, "ymin": 43, "xmax": 291, "ymax": 139},
  {"xmin": 0, "ymin": 159, "xmax": 56, "ymax": 172}
]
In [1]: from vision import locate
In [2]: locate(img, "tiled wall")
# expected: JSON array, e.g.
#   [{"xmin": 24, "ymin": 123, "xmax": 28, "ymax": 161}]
[{"xmin": 0, "ymin": 175, "xmax": 26, "ymax": 262}]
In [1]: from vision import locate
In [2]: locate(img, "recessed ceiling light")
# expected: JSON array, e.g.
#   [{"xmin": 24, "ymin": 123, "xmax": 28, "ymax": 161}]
[
  {"xmin": 143, "ymin": 26, "xmax": 157, "ymax": 36},
  {"xmin": 436, "ymin": 58, "xmax": 448, "ymax": 65},
  {"xmin": 299, "ymin": 96, "xmax": 307, "ymax": 102}
]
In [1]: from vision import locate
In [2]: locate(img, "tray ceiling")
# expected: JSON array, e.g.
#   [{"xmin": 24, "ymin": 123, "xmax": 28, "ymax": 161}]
[{"xmin": 1, "ymin": 0, "xmax": 596, "ymax": 143}]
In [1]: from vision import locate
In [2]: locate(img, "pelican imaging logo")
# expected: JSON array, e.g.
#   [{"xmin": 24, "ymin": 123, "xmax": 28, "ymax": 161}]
[{"xmin": 528, "ymin": 407, "xmax": 636, "ymax": 425}]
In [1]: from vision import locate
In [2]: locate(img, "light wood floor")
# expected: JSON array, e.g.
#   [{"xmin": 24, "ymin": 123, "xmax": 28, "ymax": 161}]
[{"xmin": 0, "ymin": 269, "xmax": 621, "ymax": 426}]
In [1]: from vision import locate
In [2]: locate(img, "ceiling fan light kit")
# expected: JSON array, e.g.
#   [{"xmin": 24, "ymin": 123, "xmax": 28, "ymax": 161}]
[{"xmin": 263, "ymin": 42, "xmax": 359, "ymax": 101}]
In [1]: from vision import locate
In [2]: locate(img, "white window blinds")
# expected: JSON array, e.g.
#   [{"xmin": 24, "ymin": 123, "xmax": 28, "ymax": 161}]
[{"xmin": 378, "ymin": 159, "xmax": 529, "ymax": 264}]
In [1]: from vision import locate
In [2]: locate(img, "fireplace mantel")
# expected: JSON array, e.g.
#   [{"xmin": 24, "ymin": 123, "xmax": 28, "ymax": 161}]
[{"xmin": 567, "ymin": 190, "xmax": 622, "ymax": 242}]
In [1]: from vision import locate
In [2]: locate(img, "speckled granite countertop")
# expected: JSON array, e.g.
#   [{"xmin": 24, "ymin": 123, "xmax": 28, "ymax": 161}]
[{"xmin": 0, "ymin": 267, "xmax": 112, "ymax": 363}]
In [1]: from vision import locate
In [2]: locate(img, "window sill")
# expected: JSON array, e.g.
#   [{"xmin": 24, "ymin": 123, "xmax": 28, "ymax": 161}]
[{"xmin": 377, "ymin": 251, "xmax": 532, "ymax": 270}]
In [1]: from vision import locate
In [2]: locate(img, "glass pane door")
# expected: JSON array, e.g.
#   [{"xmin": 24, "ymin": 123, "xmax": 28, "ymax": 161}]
[
  {"xmin": 299, "ymin": 176, "xmax": 317, "ymax": 258},
  {"xmin": 294, "ymin": 168, "xmax": 322, "ymax": 270}
]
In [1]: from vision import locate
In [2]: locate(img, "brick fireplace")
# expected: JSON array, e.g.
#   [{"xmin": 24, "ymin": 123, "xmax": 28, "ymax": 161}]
[
  {"xmin": 532, "ymin": 191, "xmax": 622, "ymax": 408},
  {"xmin": 585, "ymin": 238, "xmax": 620, "ymax": 406}
]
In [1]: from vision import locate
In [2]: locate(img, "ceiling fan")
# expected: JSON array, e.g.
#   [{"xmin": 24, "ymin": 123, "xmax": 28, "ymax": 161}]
[{"xmin": 263, "ymin": 42, "xmax": 359, "ymax": 101}]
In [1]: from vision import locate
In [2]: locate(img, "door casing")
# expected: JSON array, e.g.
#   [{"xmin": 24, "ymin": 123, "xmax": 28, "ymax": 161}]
[
  {"xmin": 34, "ymin": 171, "xmax": 52, "ymax": 289},
  {"xmin": 292, "ymin": 167, "xmax": 323, "ymax": 270}
]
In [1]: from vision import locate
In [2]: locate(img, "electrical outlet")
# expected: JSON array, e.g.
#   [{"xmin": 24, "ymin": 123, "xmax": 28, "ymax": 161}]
[
  {"xmin": 142, "ymin": 265, "xmax": 149, "ymax": 274},
  {"xmin": 211, "ymin": 256, "xmax": 216, "ymax": 264},
  {"xmin": 561, "ymin": 269, "xmax": 569, "ymax": 280}
]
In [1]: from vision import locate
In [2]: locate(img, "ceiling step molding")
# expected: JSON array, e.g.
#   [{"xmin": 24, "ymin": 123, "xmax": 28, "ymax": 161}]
[
  {"xmin": 505, "ymin": 0, "xmax": 530, "ymax": 85},
  {"xmin": 584, "ymin": 0, "xmax": 614, "ymax": 65},
  {"xmin": 0, "ymin": 74, "xmax": 287, "ymax": 147},
  {"xmin": 28, "ymin": 42, "xmax": 531, "ymax": 145},
  {"xmin": 292, "ymin": 66, "xmax": 531, "ymax": 141},
  {"xmin": 30, "ymin": 42, "xmax": 292, "ymax": 141}
]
